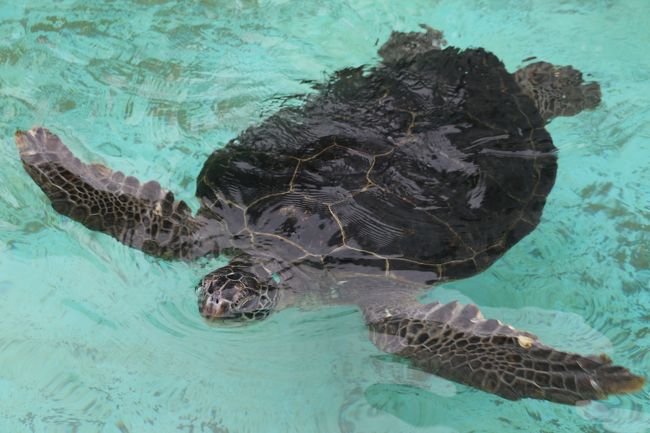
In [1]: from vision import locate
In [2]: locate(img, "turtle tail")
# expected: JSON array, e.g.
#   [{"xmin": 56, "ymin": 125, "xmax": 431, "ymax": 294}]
[
  {"xmin": 365, "ymin": 301, "xmax": 644, "ymax": 404},
  {"xmin": 15, "ymin": 127, "xmax": 220, "ymax": 259}
]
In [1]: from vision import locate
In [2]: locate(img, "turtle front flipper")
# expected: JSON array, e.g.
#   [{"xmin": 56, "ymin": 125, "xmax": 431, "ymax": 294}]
[
  {"xmin": 15, "ymin": 127, "xmax": 220, "ymax": 259},
  {"xmin": 363, "ymin": 301, "xmax": 644, "ymax": 404}
]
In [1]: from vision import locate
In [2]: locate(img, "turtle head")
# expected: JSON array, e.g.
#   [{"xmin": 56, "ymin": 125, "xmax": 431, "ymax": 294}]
[
  {"xmin": 379, "ymin": 24, "xmax": 446, "ymax": 64},
  {"xmin": 196, "ymin": 266, "xmax": 279, "ymax": 321},
  {"xmin": 514, "ymin": 61, "xmax": 601, "ymax": 122}
]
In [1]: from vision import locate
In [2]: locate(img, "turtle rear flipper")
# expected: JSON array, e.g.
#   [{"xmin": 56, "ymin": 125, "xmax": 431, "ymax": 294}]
[
  {"xmin": 15, "ymin": 127, "xmax": 220, "ymax": 259},
  {"xmin": 364, "ymin": 301, "xmax": 644, "ymax": 404}
]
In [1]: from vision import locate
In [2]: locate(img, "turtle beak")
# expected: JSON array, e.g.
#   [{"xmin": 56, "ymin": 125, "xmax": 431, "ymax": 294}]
[{"xmin": 200, "ymin": 296, "xmax": 232, "ymax": 319}]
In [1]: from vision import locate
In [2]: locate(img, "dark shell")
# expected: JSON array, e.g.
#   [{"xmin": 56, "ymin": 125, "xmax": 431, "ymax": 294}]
[{"xmin": 196, "ymin": 47, "xmax": 556, "ymax": 284}]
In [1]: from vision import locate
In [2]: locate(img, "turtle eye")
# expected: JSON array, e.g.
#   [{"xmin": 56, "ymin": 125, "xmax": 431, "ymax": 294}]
[
  {"xmin": 227, "ymin": 271, "xmax": 241, "ymax": 280},
  {"xmin": 236, "ymin": 296, "xmax": 256, "ymax": 310}
]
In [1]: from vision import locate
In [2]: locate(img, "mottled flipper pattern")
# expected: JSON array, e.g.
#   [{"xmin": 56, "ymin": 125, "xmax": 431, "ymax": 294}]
[
  {"xmin": 16, "ymin": 127, "xmax": 219, "ymax": 259},
  {"xmin": 365, "ymin": 301, "xmax": 644, "ymax": 404}
]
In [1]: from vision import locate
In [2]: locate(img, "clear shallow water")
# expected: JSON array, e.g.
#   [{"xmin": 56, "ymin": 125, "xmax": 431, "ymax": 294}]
[{"xmin": 0, "ymin": 0, "xmax": 648, "ymax": 431}]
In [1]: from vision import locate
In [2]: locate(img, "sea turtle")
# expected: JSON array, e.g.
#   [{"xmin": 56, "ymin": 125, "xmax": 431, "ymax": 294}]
[{"xmin": 15, "ymin": 26, "xmax": 644, "ymax": 404}]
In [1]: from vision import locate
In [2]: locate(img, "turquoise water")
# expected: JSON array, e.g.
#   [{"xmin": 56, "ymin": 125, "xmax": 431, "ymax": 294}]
[{"xmin": 0, "ymin": 0, "xmax": 648, "ymax": 431}]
